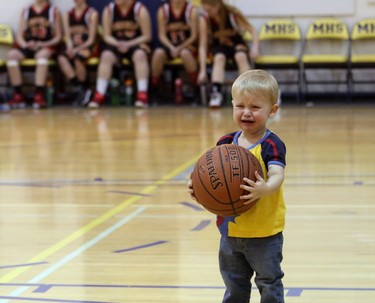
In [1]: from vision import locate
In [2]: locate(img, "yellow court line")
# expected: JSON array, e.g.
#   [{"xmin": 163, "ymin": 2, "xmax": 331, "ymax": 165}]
[{"xmin": 0, "ymin": 154, "xmax": 201, "ymax": 283}]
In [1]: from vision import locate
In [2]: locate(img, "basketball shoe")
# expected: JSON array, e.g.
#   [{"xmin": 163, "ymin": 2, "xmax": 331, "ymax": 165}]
[
  {"xmin": 32, "ymin": 93, "xmax": 47, "ymax": 109},
  {"xmin": 134, "ymin": 91, "xmax": 149, "ymax": 108},
  {"xmin": 8, "ymin": 93, "xmax": 26, "ymax": 109},
  {"xmin": 73, "ymin": 88, "xmax": 92, "ymax": 107},
  {"xmin": 208, "ymin": 91, "xmax": 223, "ymax": 108},
  {"xmin": 88, "ymin": 91, "xmax": 105, "ymax": 108}
]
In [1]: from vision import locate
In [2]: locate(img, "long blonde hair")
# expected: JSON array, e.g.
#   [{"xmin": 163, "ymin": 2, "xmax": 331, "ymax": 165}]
[{"xmin": 201, "ymin": 0, "xmax": 250, "ymax": 35}]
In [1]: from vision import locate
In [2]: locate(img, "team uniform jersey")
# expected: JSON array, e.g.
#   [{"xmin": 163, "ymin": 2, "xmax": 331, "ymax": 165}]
[
  {"xmin": 161, "ymin": 1, "xmax": 195, "ymax": 47},
  {"xmin": 202, "ymin": 8, "xmax": 248, "ymax": 58},
  {"xmin": 109, "ymin": 1, "xmax": 142, "ymax": 41},
  {"xmin": 215, "ymin": 130, "xmax": 286, "ymax": 238},
  {"xmin": 103, "ymin": 1, "xmax": 150, "ymax": 58},
  {"xmin": 68, "ymin": 6, "xmax": 96, "ymax": 48},
  {"xmin": 18, "ymin": 3, "xmax": 58, "ymax": 58},
  {"xmin": 23, "ymin": 3, "xmax": 57, "ymax": 42}
]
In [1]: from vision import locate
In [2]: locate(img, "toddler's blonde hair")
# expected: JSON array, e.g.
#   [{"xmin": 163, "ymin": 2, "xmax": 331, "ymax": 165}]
[{"xmin": 232, "ymin": 70, "xmax": 279, "ymax": 105}]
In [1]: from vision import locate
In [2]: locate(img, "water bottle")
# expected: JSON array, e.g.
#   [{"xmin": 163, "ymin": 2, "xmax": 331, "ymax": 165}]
[
  {"xmin": 0, "ymin": 103, "xmax": 10, "ymax": 112},
  {"xmin": 200, "ymin": 83, "xmax": 208, "ymax": 106},
  {"xmin": 110, "ymin": 78, "xmax": 120, "ymax": 106},
  {"xmin": 46, "ymin": 79, "xmax": 54, "ymax": 106},
  {"xmin": 174, "ymin": 77, "xmax": 183, "ymax": 104},
  {"xmin": 124, "ymin": 78, "xmax": 134, "ymax": 106}
]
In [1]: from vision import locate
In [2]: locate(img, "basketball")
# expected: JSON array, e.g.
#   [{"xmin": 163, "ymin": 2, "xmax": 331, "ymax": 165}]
[{"xmin": 191, "ymin": 144, "xmax": 263, "ymax": 216}]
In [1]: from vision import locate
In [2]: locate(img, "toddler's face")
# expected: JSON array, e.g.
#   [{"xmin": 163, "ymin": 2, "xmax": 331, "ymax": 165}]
[{"xmin": 232, "ymin": 92, "xmax": 278, "ymax": 136}]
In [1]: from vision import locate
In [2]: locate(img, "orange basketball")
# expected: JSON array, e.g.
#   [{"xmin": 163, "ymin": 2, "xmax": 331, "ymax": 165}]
[{"xmin": 191, "ymin": 144, "xmax": 263, "ymax": 216}]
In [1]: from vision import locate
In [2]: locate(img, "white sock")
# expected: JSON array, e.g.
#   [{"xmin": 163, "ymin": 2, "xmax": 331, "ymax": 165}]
[
  {"xmin": 137, "ymin": 79, "xmax": 148, "ymax": 92},
  {"xmin": 97, "ymin": 78, "xmax": 108, "ymax": 95}
]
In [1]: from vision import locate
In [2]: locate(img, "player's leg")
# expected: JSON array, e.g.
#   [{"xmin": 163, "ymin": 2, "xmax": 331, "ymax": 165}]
[
  {"xmin": 150, "ymin": 47, "xmax": 167, "ymax": 103},
  {"xmin": 209, "ymin": 52, "xmax": 226, "ymax": 107},
  {"xmin": 73, "ymin": 56, "xmax": 91, "ymax": 106},
  {"xmin": 33, "ymin": 48, "xmax": 55, "ymax": 109},
  {"xmin": 6, "ymin": 48, "xmax": 26, "ymax": 108},
  {"xmin": 88, "ymin": 49, "xmax": 118, "ymax": 108},
  {"xmin": 58, "ymin": 53, "xmax": 75, "ymax": 82},
  {"xmin": 150, "ymin": 47, "xmax": 167, "ymax": 87},
  {"xmin": 234, "ymin": 49, "xmax": 251, "ymax": 75},
  {"xmin": 180, "ymin": 48, "xmax": 198, "ymax": 104},
  {"xmin": 180, "ymin": 48, "xmax": 198, "ymax": 84},
  {"xmin": 132, "ymin": 48, "xmax": 150, "ymax": 108}
]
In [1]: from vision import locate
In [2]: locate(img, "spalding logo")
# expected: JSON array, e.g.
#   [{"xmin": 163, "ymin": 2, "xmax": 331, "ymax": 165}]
[{"xmin": 205, "ymin": 148, "xmax": 223, "ymax": 190}]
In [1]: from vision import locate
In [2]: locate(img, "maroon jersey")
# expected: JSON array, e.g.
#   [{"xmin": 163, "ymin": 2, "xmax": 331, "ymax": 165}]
[
  {"xmin": 161, "ymin": 1, "xmax": 194, "ymax": 46},
  {"xmin": 203, "ymin": 9, "xmax": 245, "ymax": 47},
  {"xmin": 107, "ymin": 1, "xmax": 144, "ymax": 41},
  {"xmin": 23, "ymin": 3, "xmax": 57, "ymax": 42},
  {"xmin": 68, "ymin": 6, "xmax": 96, "ymax": 47}
]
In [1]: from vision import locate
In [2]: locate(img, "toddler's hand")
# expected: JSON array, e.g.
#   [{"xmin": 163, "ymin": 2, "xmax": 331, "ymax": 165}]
[
  {"xmin": 187, "ymin": 174, "xmax": 197, "ymax": 202},
  {"xmin": 240, "ymin": 171, "xmax": 267, "ymax": 205}
]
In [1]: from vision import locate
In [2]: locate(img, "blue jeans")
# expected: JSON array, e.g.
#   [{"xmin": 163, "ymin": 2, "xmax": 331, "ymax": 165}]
[{"xmin": 219, "ymin": 233, "xmax": 284, "ymax": 303}]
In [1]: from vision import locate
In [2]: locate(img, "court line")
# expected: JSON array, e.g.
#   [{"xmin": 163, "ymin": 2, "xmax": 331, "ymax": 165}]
[
  {"xmin": 0, "ymin": 263, "xmax": 48, "ymax": 270},
  {"xmin": 180, "ymin": 201, "xmax": 204, "ymax": 211},
  {"xmin": 191, "ymin": 220, "xmax": 211, "ymax": 231},
  {"xmin": 0, "ymin": 204, "xmax": 115, "ymax": 208},
  {"xmin": 108, "ymin": 190, "xmax": 151, "ymax": 196},
  {"xmin": 1, "ymin": 283, "xmax": 375, "ymax": 296},
  {"xmin": 1, "ymin": 152, "xmax": 202, "ymax": 301},
  {"xmin": 0, "ymin": 296, "xmax": 110, "ymax": 303},
  {"xmin": 113, "ymin": 240, "xmax": 168, "ymax": 253},
  {"xmin": 0, "ymin": 154, "xmax": 201, "ymax": 284},
  {"xmin": 2, "ymin": 206, "xmax": 146, "ymax": 301}
]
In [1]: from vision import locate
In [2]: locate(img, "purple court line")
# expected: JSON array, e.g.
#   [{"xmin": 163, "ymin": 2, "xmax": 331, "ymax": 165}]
[
  {"xmin": 107, "ymin": 190, "xmax": 151, "ymax": 197},
  {"xmin": 1, "ymin": 283, "xmax": 375, "ymax": 296},
  {"xmin": 113, "ymin": 240, "xmax": 168, "ymax": 253},
  {"xmin": 180, "ymin": 201, "xmax": 204, "ymax": 211},
  {"xmin": 0, "ymin": 262, "xmax": 48, "ymax": 270},
  {"xmin": 0, "ymin": 296, "xmax": 112, "ymax": 303},
  {"xmin": 0, "ymin": 178, "xmax": 173, "ymax": 188},
  {"xmin": 286, "ymin": 288, "xmax": 303, "ymax": 296},
  {"xmin": 191, "ymin": 220, "xmax": 211, "ymax": 231}
]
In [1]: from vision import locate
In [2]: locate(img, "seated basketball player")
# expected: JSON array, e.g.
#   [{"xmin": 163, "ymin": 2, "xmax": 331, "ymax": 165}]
[
  {"xmin": 57, "ymin": 0, "xmax": 99, "ymax": 106},
  {"xmin": 6, "ymin": 0, "xmax": 62, "ymax": 109},
  {"xmin": 150, "ymin": 0, "xmax": 199, "ymax": 104},
  {"xmin": 198, "ymin": 0, "xmax": 259, "ymax": 108},
  {"xmin": 88, "ymin": 0, "xmax": 152, "ymax": 109}
]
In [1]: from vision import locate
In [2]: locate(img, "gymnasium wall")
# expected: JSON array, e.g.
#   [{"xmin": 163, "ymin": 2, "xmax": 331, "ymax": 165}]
[
  {"xmin": 1, "ymin": 0, "xmax": 375, "ymax": 33},
  {"xmin": 1, "ymin": 0, "xmax": 374, "ymax": 95}
]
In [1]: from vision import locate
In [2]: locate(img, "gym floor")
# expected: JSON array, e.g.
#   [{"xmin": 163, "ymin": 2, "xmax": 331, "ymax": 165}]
[{"xmin": 0, "ymin": 103, "xmax": 374, "ymax": 302}]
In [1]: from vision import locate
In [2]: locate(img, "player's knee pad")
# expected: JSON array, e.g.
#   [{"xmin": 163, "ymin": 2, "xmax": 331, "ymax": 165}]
[
  {"xmin": 36, "ymin": 58, "xmax": 49, "ymax": 65},
  {"xmin": 6, "ymin": 60, "xmax": 19, "ymax": 67}
]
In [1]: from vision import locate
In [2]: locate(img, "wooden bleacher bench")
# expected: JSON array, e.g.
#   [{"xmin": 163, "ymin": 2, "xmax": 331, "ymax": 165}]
[{"xmin": 0, "ymin": 24, "xmax": 13, "ymax": 73}]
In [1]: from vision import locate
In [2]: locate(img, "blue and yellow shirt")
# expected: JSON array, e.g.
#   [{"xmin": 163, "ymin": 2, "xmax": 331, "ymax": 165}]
[{"xmin": 216, "ymin": 130, "xmax": 286, "ymax": 238}]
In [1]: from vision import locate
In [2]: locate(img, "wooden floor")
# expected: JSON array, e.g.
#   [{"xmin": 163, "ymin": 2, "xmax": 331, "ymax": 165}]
[{"xmin": 0, "ymin": 103, "xmax": 374, "ymax": 303}]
